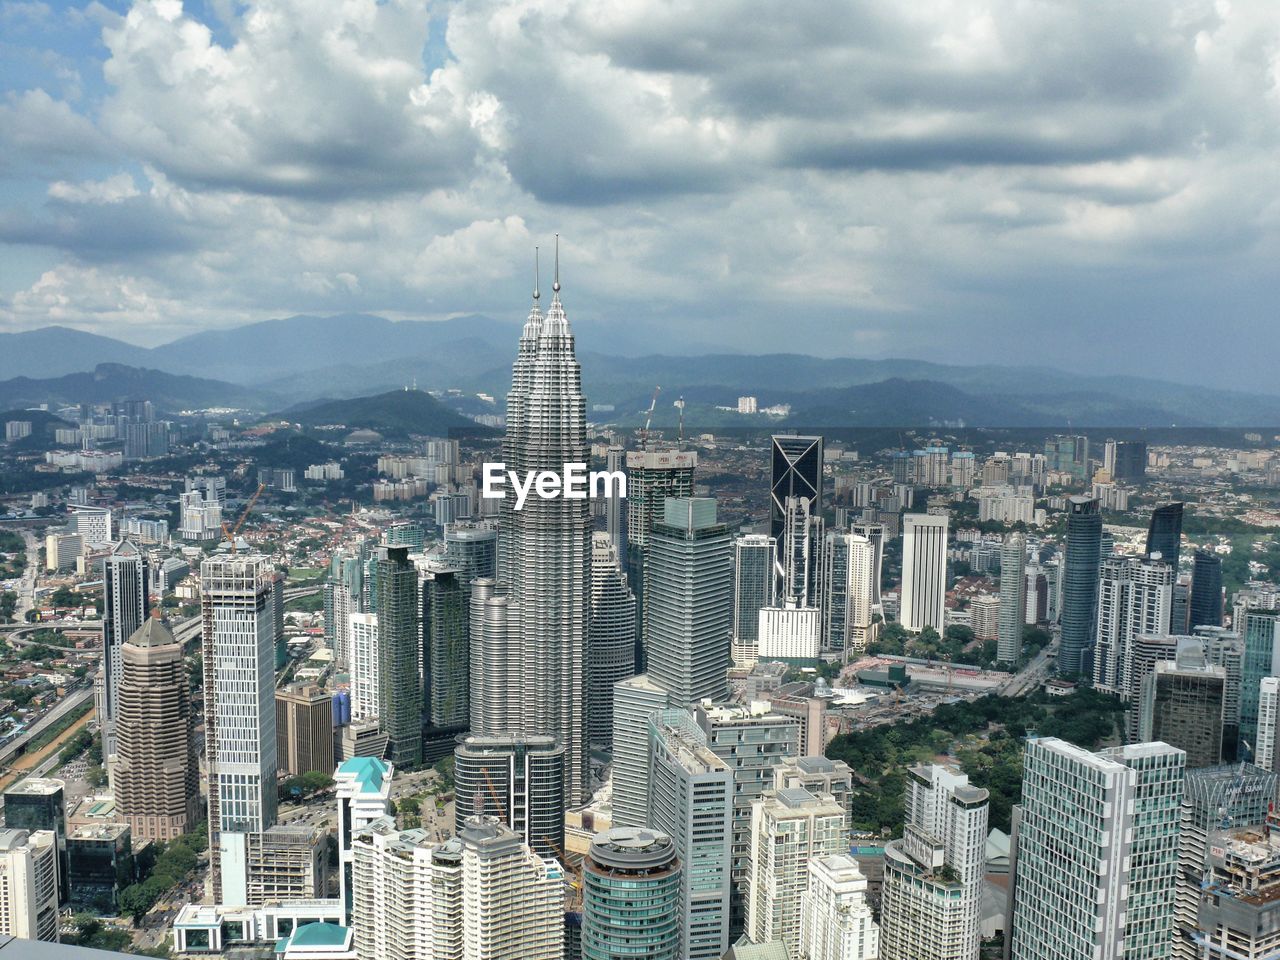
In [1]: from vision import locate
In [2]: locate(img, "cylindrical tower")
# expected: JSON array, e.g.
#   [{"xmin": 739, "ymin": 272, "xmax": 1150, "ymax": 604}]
[{"xmin": 582, "ymin": 827, "xmax": 681, "ymax": 960}]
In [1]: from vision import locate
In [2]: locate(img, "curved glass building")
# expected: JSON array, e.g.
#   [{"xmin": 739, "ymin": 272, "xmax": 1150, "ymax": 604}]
[{"xmin": 583, "ymin": 827, "xmax": 681, "ymax": 960}]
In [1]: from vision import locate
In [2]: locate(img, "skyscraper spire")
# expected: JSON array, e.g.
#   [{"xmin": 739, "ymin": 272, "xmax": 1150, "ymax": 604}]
[
  {"xmin": 553, "ymin": 233, "xmax": 561, "ymax": 295},
  {"xmin": 533, "ymin": 246, "xmax": 540, "ymax": 303}
]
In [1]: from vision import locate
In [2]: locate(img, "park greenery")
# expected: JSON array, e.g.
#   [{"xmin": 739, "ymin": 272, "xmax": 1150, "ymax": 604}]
[
  {"xmin": 118, "ymin": 823, "xmax": 208, "ymax": 925},
  {"xmin": 827, "ymin": 688, "xmax": 1124, "ymax": 834}
]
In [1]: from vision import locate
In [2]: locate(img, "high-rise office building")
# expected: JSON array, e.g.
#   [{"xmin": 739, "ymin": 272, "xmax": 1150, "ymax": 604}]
[
  {"xmin": 3, "ymin": 780, "xmax": 66, "ymax": 905},
  {"xmin": 0, "ymin": 829, "xmax": 59, "ymax": 942},
  {"xmin": 1104, "ymin": 439, "xmax": 1148, "ymax": 483},
  {"xmin": 604, "ymin": 444, "xmax": 626, "ymax": 557},
  {"xmin": 1200, "ymin": 627, "xmax": 1245, "ymax": 759},
  {"xmin": 1237, "ymin": 607, "xmax": 1280, "ymax": 744},
  {"xmin": 746, "ymin": 787, "xmax": 847, "ymax": 957},
  {"xmin": 443, "ymin": 521, "xmax": 497, "ymax": 585},
  {"xmin": 114, "ymin": 616, "xmax": 198, "ymax": 844},
  {"xmin": 1058, "ymin": 496, "xmax": 1102, "ymax": 675},
  {"xmin": 770, "ymin": 436, "xmax": 823, "ymax": 544},
  {"xmin": 1011, "ymin": 738, "xmax": 1185, "ymax": 960},
  {"xmin": 695, "ymin": 702, "xmax": 802, "ymax": 937},
  {"xmin": 1044, "ymin": 435, "xmax": 1089, "ymax": 482},
  {"xmin": 611, "ymin": 674, "xmax": 672, "ymax": 828},
  {"xmin": 348, "ymin": 612, "xmax": 380, "ymax": 722},
  {"xmin": 419, "ymin": 560, "xmax": 469, "ymax": 753},
  {"xmin": 779, "ymin": 494, "xmax": 824, "ymax": 607},
  {"xmin": 1189, "ymin": 551, "xmax": 1224, "ymax": 630},
  {"xmin": 1092, "ymin": 555, "xmax": 1175, "ymax": 698},
  {"xmin": 587, "ymin": 533, "xmax": 637, "ymax": 750},
  {"xmin": 880, "ymin": 764, "xmax": 988, "ymax": 960},
  {"xmin": 821, "ymin": 531, "xmax": 876, "ymax": 655},
  {"xmin": 997, "ymin": 533, "xmax": 1027, "ymax": 664},
  {"xmin": 101, "ymin": 539, "xmax": 149, "ymax": 760},
  {"xmin": 850, "ymin": 521, "xmax": 885, "ymax": 608},
  {"xmin": 733, "ymin": 534, "xmax": 776, "ymax": 666},
  {"xmin": 373, "ymin": 545, "xmax": 421, "ymax": 767},
  {"xmin": 800, "ymin": 855, "xmax": 880, "ymax": 960},
  {"xmin": 201, "ymin": 554, "xmax": 278, "ymax": 906},
  {"xmin": 900, "ymin": 514, "xmax": 948, "ymax": 632},
  {"xmin": 1193, "ymin": 807, "xmax": 1280, "ymax": 959},
  {"xmin": 583, "ymin": 828, "xmax": 681, "ymax": 960},
  {"xmin": 351, "ymin": 815, "xmax": 565, "ymax": 960},
  {"xmin": 646, "ymin": 498, "xmax": 733, "ymax": 706},
  {"xmin": 490, "ymin": 272, "xmax": 592, "ymax": 804},
  {"xmin": 625, "ymin": 447, "xmax": 697, "ymax": 663},
  {"xmin": 1138, "ymin": 653, "xmax": 1226, "ymax": 769},
  {"xmin": 647, "ymin": 710, "xmax": 733, "ymax": 960},
  {"xmin": 67, "ymin": 822, "xmax": 131, "ymax": 911},
  {"xmin": 274, "ymin": 683, "xmax": 334, "ymax": 778},
  {"xmin": 453, "ymin": 734, "xmax": 565, "ymax": 860},
  {"xmin": 1146, "ymin": 501, "xmax": 1185, "ymax": 574}
]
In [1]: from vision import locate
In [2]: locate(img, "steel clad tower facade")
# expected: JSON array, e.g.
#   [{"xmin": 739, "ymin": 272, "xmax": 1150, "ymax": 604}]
[{"xmin": 484, "ymin": 248, "xmax": 592, "ymax": 805}]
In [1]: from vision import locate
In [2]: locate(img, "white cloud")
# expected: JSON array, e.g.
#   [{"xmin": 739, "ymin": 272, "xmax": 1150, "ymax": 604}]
[{"xmin": 1, "ymin": 0, "xmax": 1280, "ymax": 386}]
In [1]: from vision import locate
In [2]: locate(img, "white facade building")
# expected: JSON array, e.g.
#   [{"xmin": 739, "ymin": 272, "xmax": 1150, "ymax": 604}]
[
  {"xmin": 900, "ymin": 514, "xmax": 949, "ymax": 632},
  {"xmin": 0, "ymin": 829, "xmax": 59, "ymax": 942},
  {"xmin": 880, "ymin": 764, "xmax": 988, "ymax": 960},
  {"xmin": 746, "ymin": 788, "xmax": 847, "ymax": 957},
  {"xmin": 800, "ymin": 854, "xmax": 880, "ymax": 960},
  {"xmin": 758, "ymin": 601, "xmax": 822, "ymax": 663},
  {"xmin": 348, "ymin": 613, "xmax": 380, "ymax": 723},
  {"xmin": 350, "ymin": 816, "xmax": 564, "ymax": 960},
  {"xmin": 1092, "ymin": 556, "xmax": 1175, "ymax": 699}
]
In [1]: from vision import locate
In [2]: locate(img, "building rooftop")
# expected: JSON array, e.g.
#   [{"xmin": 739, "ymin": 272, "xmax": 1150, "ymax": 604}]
[
  {"xmin": 4, "ymin": 777, "xmax": 64, "ymax": 797},
  {"xmin": 335, "ymin": 756, "xmax": 390, "ymax": 795}
]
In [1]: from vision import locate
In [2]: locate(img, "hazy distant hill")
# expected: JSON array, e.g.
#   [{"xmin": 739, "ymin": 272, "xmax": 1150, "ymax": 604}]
[
  {"xmin": 279, "ymin": 389, "xmax": 496, "ymax": 438},
  {"xmin": 150, "ymin": 314, "xmax": 518, "ymax": 384},
  {"xmin": 0, "ymin": 327, "xmax": 141, "ymax": 380},
  {"xmin": 0, "ymin": 364, "xmax": 280, "ymax": 412},
  {"xmin": 5, "ymin": 318, "xmax": 1280, "ymax": 425}
]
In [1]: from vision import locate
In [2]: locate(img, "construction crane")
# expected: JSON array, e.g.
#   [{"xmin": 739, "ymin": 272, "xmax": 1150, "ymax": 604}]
[
  {"xmin": 636, "ymin": 385, "xmax": 662, "ymax": 447},
  {"xmin": 221, "ymin": 483, "xmax": 265, "ymax": 554}
]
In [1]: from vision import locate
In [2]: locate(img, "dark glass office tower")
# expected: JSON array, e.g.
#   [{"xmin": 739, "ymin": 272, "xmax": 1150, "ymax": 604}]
[
  {"xmin": 421, "ymin": 561, "xmax": 469, "ymax": 762},
  {"xmin": 1058, "ymin": 496, "xmax": 1102, "ymax": 676},
  {"xmin": 1145, "ymin": 502, "xmax": 1185, "ymax": 571},
  {"xmin": 374, "ymin": 545, "xmax": 421, "ymax": 767},
  {"xmin": 769, "ymin": 436, "xmax": 823, "ymax": 542},
  {"xmin": 1189, "ymin": 551, "xmax": 1224, "ymax": 630}
]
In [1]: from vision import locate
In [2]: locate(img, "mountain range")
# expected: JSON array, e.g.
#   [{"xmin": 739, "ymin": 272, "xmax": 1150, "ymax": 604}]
[{"xmin": 2, "ymin": 317, "xmax": 1279, "ymax": 426}]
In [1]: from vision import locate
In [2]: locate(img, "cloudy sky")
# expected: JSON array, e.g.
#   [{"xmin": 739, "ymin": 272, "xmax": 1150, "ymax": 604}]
[{"xmin": 2, "ymin": 0, "xmax": 1279, "ymax": 389}]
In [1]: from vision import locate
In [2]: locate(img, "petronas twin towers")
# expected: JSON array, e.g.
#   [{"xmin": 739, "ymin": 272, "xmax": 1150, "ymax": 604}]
[{"xmin": 473, "ymin": 244, "xmax": 592, "ymax": 805}]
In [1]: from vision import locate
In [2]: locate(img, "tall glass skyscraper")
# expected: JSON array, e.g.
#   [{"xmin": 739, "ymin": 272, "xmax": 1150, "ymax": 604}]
[
  {"xmin": 1189, "ymin": 550, "xmax": 1224, "ymax": 630},
  {"xmin": 374, "ymin": 545, "xmax": 421, "ymax": 767},
  {"xmin": 732, "ymin": 534, "xmax": 776, "ymax": 666},
  {"xmin": 1145, "ymin": 501, "xmax": 1185, "ymax": 571},
  {"xmin": 645, "ymin": 498, "xmax": 733, "ymax": 707},
  {"xmin": 997, "ymin": 532, "xmax": 1027, "ymax": 665},
  {"xmin": 587, "ymin": 532, "xmax": 637, "ymax": 751},
  {"xmin": 1012, "ymin": 739, "xmax": 1185, "ymax": 960},
  {"xmin": 485, "ymin": 262, "xmax": 592, "ymax": 804},
  {"xmin": 1058, "ymin": 496, "xmax": 1102, "ymax": 676}
]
